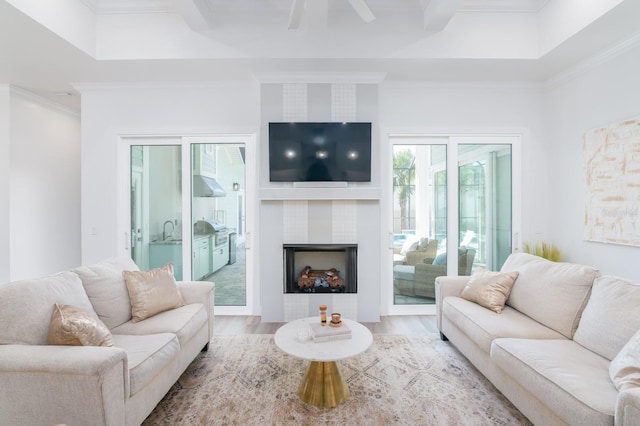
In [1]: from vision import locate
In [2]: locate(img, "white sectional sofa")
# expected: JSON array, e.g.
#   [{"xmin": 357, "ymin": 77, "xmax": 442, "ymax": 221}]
[
  {"xmin": 436, "ymin": 252, "xmax": 640, "ymax": 426},
  {"xmin": 0, "ymin": 257, "xmax": 214, "ymax": 426}
]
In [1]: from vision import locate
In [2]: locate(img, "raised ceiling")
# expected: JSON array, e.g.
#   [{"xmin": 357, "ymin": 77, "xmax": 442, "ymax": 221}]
[{"xmin": 1, "ymin": 0, "xmax": 639, "ymax": 110}]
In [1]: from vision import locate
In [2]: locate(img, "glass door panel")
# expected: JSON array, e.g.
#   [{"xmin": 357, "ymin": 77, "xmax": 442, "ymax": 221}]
[
  {"xmin": 191, "ymin": 143, "xmax": 246, "ymax": 306},
  {"xmin": 458, "ymin": 144, "xmax": 512, "ymax": 273},
  {"xmin": 392, "ymin": 144, "xmax": 446, "ymax": 306},
  {"xmin": 130, "ymin": 145, "xmax": 183, "ymax": 279}
]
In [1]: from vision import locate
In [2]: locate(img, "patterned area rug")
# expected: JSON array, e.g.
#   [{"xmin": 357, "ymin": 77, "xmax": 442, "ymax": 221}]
[{"xmin": 143, "ymin": 334, "xmax": 532, "ymax": 425}]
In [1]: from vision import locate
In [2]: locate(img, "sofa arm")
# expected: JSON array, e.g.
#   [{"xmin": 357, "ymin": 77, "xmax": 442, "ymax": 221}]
[
  {"xmin": 178, "ymin": 281, "xmax": 215, "ymax": 340},
  {"xmin": 434, "ymin": 276, "xmax": 471, "ymax": 333},
  {"xmin": 615, "ymin": 388, "xmax": 640, "ymax": 426},
  {"xmin": 0, "ymin": 344, "xmax": 128, "ymax": 426}
]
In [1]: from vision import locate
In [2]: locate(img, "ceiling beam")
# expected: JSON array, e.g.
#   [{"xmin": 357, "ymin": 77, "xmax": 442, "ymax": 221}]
[
  {"xmin": 347, "ymin": 0, "xmax": 376, "ymax": 23},
  {"xmin": 288, "ymin": 0, "xmax": 306, "ymax": 30},
  {"xmin": 170, "ymin": 0, "xmax": 213, "ymax": 31},
  {"xmin": 422, "ymin": 0, "xmax": 463, "ymax": 31}
]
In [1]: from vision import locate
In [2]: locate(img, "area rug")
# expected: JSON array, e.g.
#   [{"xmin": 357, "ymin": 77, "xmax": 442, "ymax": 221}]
[{"xmin": 143, "ymin": 334, "xmax": 532, "ymax": 425}]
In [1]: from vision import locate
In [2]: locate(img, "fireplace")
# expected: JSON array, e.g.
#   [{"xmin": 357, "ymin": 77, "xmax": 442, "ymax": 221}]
[{"xmin": 283, "ymin": 244, "xmax": 357, "ymax": 294}]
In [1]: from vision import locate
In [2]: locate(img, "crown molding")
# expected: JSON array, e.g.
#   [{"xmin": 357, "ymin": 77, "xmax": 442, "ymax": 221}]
[
  {"xmin": 252, "ymin": 72, "xmax": 387, "ymax": 84},
  {"xmin": 460, "ymin": 0, "xmax": 542, "ymax": 13},
  {"xmin": 544, "ymin": 32, "xmax": 640, "ymax": 89},
  {"xmin": 89, "ymin": 0, "xmax": 173, "ymax": 14},
  {"xmin": 8, "ymin": 86, "xmax": 80, "ymax": 117},
  {"xmin": 381, "ymin": 80, "xmax": 542, "ymax": 91},
  {"xmin": 72, "ymin": 80, "xmax": 257, "ymax": 92}
]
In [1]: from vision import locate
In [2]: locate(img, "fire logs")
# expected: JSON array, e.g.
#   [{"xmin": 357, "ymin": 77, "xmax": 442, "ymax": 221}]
[{"xmin": 298, "ymin": 266, "xmax": 345, "ymax": 289}]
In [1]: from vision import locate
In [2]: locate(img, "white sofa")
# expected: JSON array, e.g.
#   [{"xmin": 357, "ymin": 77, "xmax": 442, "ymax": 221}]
[
  {"xmin": 436, "ymin": 252, "xmax": 640, "ymax": 426},
  {"xmin": 0, "ymin": 257, "xmax": 215, "ymax": 426}
]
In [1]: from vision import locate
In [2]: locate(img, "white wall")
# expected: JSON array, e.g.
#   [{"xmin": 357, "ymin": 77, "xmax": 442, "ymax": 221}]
[
  {"xmin": 78, "ymin": 83, "xmax": 259, "ymax": 266},
  {"xmin": 0, "ymin": 87, "xmax": 10, "ymax": 283},
  {"xmin": 379, "ymin": 81, "xmax": 548, "ymax": 244},
  {"xmin": 544, "ymin": 42, "xmax": 640, "ymax": 279},
  {"xmin": 5, "ymin": 88, "xmax": 81, "ymax": 280}
]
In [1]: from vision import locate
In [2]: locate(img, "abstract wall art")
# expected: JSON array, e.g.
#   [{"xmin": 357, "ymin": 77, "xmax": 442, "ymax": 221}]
[{"xmin": 584, "ymin": 115, "xmax": 640, "ymax": 246}]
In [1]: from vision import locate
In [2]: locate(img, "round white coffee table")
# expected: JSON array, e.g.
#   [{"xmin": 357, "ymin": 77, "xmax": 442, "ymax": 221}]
[{"xmin": 274, "ymin": 316, "xmax": 373, "ymax": 407}]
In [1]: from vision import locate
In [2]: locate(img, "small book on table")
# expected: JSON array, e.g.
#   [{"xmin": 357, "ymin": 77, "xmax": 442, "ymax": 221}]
[{"xmin": 310, "ymin": 322, "xmax": 352, "ymax": 343}]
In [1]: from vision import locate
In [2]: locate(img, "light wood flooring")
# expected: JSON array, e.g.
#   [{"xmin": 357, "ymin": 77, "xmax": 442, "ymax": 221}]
[{"xmin": 214, "ymin": 315, "xmax": 439, "ymax": 335}]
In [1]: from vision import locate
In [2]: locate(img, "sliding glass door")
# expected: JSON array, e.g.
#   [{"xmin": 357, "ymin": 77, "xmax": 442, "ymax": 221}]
[
  {"xmin": 130, "ymin": 144, "xmax": 183, "ymax": 279},
  {"xmin": 390, "ymin": 135, "xmax": 518, "ymax": 311},
  {"xmin": 125, "ymin": 135, "xmax": 252, "ymax": 314},
  {"xmin": 190, "ymin": 143, "xmax": 246, "ymax": 307},
  {"xmin": 392, "ymin": 143, "xmax": 447, "ymax": 306}
]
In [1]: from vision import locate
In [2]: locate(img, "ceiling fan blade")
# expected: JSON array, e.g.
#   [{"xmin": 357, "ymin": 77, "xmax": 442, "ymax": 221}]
[
  {"xmin": 347, "ymin": 0, "xmax": 375, "ymax": 23},
  {"xmin": 288, "ymin": 0, "xmax": 305, "ymax": 30}
]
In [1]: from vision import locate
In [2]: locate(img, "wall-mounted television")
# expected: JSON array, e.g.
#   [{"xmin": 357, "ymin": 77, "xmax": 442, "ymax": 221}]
[{"xmin": 269, "ymin": 122, "xmax": 372, "ymax": 182}]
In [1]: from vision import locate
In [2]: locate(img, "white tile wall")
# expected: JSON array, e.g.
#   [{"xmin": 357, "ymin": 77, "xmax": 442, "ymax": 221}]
[
  {"xmin": 331, "ymin": 84, "xmax": 356, "ymax": 122},
  {"xmin": 282, "ymin": 82, "xmax": 360, "ymax": 322},
  {"xmin": 331, "ymin": 294, "xmax": 358, "ymax": 321},
  {"xmin": 332, "ymin": 200, "xmax": 357, "ymax": 243},
  {"xmin": 283, "ymin": 200, "xmax": 309, "ymax": 243},
  {"xmin": 283, "ymin": 83, "xmax": 308, "ymax": 121},
  {"xmin": 284, "ymin": 294, "xmax": 310, "ymax": 322}
]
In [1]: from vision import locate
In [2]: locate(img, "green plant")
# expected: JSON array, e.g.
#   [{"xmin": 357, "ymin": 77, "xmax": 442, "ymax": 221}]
[
  {"xmin": 522, "ymin": 242, "xmax": 561, "ymax": 261},
  {"xmin": 393, "ymin": 150, "xmax": 415, "ymax": 231}
]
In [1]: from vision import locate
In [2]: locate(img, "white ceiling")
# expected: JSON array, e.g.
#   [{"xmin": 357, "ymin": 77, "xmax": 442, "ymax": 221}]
[{"xmin": 1, "ymin": 0, "xmax": 639, "ymax": 111}]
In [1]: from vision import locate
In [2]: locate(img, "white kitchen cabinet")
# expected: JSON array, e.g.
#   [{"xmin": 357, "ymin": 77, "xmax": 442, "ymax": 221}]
[
  {"xmin": 192, "ymin": 237, "xmax": 211, "ymax": 280},
  {"xmin": 193, "ymin": 145, "xmax": 216, "ymax": 178},
  {"xmin": 149, "ymin": 243, "xmax": 183, "ymax": 280},
  {"xmin": 211, "ymin": 242, "xmax": 229, "ymax": 273}
]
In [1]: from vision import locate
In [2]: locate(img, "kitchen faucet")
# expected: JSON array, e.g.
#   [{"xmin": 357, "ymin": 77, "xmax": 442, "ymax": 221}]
[{"xmin": 163, "ymin": 220, "xmax": 175, "ymax": 240}]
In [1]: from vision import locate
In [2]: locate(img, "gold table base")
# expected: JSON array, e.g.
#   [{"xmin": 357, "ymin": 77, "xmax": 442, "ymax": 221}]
[{"xmin": 297, "ymin": 361, "xmax": 349, "ymax": 407}]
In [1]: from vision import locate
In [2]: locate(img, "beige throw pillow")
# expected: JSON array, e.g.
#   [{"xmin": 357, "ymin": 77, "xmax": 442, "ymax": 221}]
[
  {"xmin": 48, "ymin": 303, "xmax": 114, "ymax": 347},
  {"xmin": 461, "ymin": 269, "xmax": 519, "ymax": 313},
  {"xmin": 610, "ymin": 328, "xmax": 640, "ymax": 391},
  {"xmin": 122, "ymin": 263, "xmax": 184, "ymax": 323}
]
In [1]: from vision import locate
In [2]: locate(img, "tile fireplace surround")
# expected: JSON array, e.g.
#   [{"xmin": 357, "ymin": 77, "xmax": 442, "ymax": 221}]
[{"xmin": 259, "ymin": 199, "xmax": 381, "ymax": 322}]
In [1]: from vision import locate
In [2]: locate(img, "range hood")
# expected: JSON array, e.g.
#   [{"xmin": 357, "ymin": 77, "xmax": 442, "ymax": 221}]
[{"xmin": 193, "ymin": 175, "xmax": 227, "ymax": 197}]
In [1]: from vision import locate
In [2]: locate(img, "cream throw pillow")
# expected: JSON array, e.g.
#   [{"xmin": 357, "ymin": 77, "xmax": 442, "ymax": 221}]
[
  {"xmin": 461, "ymin": 269, "xmax": 519, "ymax": 313},
  {"xmin": 122, "ymin": 263, "xmax": 184, "ymax": 323},
  {"xmin": 48, "ymin": 303, "xmax": 114, "ymax": 347},
  {"xmin": 610, "ymin": 328, "xmax": 640, "ymax": 391}
]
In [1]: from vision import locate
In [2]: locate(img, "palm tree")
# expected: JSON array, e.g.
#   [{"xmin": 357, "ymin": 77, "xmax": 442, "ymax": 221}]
[{"xmin": 393, "ymin": 150, "xmax": 415, "ymax": 231}]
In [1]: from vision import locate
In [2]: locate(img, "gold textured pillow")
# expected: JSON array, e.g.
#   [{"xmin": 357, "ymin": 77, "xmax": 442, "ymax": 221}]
[
  {"xmin": 48, "ymin": 303, "xmax": 114, "ymax": 347},
  {"xmin": 460, "ymin": 269, "xmax": 519, "ymax": 313},
  {"xmin": 122, "ymin": 263, "xmax": 184, "ymax": 323}
]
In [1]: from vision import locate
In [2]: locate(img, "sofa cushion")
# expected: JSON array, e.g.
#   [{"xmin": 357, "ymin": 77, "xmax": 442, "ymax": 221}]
[
  {"xmin": 501, "ymin": 253, "xmax": 598, "ymax": 338},
  {"xmin": 111, "ymin": 303, "xmax": 207, "ymax": 347},
  {"xmin": 73, "ymin": 257, "xmax": 140, "ymax": 329},
  {"xmin": 112, "ymin": 333, "xmax": 180, "ymax": 396},
  {"xmin": 574, "ymin": 275, "xmax": 640, "ymax": 360},
  {"xmin": 491, "ymin": 338, "xmax": 617, "ymax": 425},
  {"xmin": 442, "ymin": 296, "xmax": 566, "ymax": 354},
  {"xmin": 610, "ymin": 328, "xmax": 640, "ymax": 391},
  {"xmin": 122, "ymin": 263, "xmax": 185, "ymax": 323},
  {"xmin": 393, "ymin": 264, "xmax": 415, "ymax": 281},
  {"xmin": 0, "ymin": 272, "xmax": 95, "ymax": 345},
  {"xmin": 460, "ymin": 269, "xmax": 519, "ymax": 313},
  {"xmin": 48, "ymin": 303, "xmax": 114, "ymax": 347}
]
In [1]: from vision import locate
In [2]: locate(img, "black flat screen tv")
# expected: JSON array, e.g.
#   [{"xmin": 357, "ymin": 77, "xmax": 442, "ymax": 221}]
[{"xmin": 269, "ymin": 122, "xmax": 372, "ymax": 182}]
